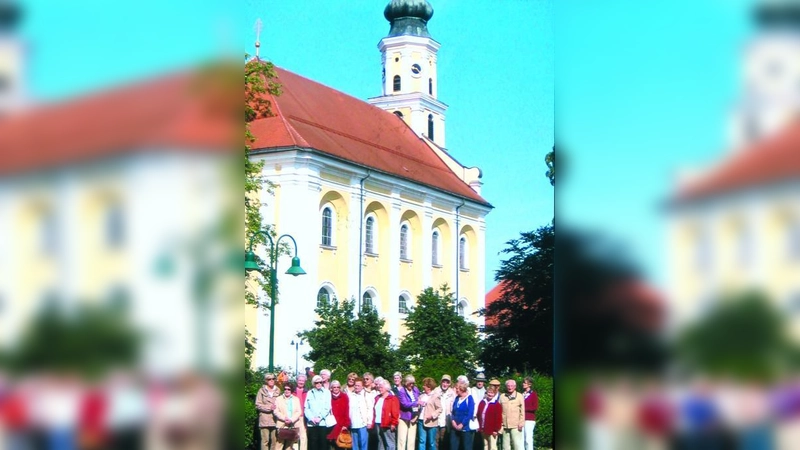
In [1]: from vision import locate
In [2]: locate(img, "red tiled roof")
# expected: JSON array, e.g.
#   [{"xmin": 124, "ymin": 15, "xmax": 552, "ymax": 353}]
[
  {"xmin": 484, "ymin": 281, "xmax": 512, "ymax": 328},
  {"xmin": 0, "ymin": 71, "xmax": 236, "ymax": 176},
  {"xmin": 250, "ymin": 67, "xmax": 489, "ymax": 205},
  {"xmin": 675, "ymin": 119, "xmax": 800, "ymax": 203}
]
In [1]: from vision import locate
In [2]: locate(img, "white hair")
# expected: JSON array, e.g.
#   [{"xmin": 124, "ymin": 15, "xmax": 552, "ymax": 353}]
[
  {"xmin": 374, "ymin": 376, "xmax": 385, "ymax": 386},
  {"xmin": 457, "ymin": 375, "xmax": 469, "ymax": 384},
  {"xmin": 405, "ymin": 375, "xmax": 415, "ymax": 384},
  {"xmin": 330, "ymin": 380, "xmax": 341, "ymax": 388},
  {"xmin": 321, "ymin": 369, "xmax": 332, "ymax": 377},
  {"xmin": 297, "ymin": 374, "xmax": 307, "ymax": 381}
]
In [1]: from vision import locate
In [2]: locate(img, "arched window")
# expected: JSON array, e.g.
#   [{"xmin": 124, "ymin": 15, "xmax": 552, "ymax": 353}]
[
  {"xmin": 393, "ymin": 111, "xmax": 404, "ymax": 119},
  {"xmin": 393, "ymin": 75, "xmax": 401, "ymax": 92},
  {"xmin": 365, "ymin": 216, "xmax": 376, "ymax": 254},
  {"xmin": 321, "ymin": 207, "xmax": 333, "ymax": 246},
  {"xmin": 400, "ymin": 224, "xmax": 410, "ymax": 260},
  {"xmin": 427, "ymin": 114, "xmax": 434, "ymax": 140},
  {"xmin": 457, "ymin": 299, "xmax": 468, "ymax": 318},
  {"xmin": 362, "ymin": 292, "xmax": 373, "ymax": 310},
  {"xmin": 105, "ymin": 202, "xmax": 124, "ymax": 248},
  {"xmin": 399, "ymin": 295, "xmax": 409, "ymax": 314},
  {"xmin": 459, "ymin": 235, "xmax": 468, "ymax": 270},
  {"xmin": 431, "ymin": 230, "xmax": 440, "ymax": 266},
  {"xmin": 428, "ymin": 78, "xmax": 433, "ymax": 95},
  {"xmin": 317, "ymin": 288, "xmax": 330, "ymax": 308}
]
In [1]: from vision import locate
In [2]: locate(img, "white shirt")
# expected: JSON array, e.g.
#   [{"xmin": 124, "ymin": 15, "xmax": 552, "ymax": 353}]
[
  {"xmin": 375, "ymin": 396, "xmax": 385, "ymax": 424},
  {"xmin": 349, "ymin": 391, "xmax": 369, "ymax": 429}
]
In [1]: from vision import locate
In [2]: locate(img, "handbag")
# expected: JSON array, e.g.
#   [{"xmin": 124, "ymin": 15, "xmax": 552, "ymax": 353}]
[
  {"xmin": 336, "ymin": 428, "xmax": 353, "ymax": 449},
  {"xmin": 278, "ymin": 427, "xmax": 299, "ymax": 442}
]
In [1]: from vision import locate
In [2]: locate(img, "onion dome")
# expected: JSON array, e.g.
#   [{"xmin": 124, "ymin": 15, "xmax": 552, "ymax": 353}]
[
  {"xmin": 383, "ymin": 0, "xmax": 434, "ymax": 38},
  {"xmin": 754, "ymin": 0, "xmax": 800, "ymax": 29}
]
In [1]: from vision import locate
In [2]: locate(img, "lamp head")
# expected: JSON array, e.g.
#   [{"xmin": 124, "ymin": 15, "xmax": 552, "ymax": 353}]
[
  {"xmin": 285, "ymin": 256, "xmax": 306, "ymax": 276},
  {"xmin": 244, "ymin": 250, "xmax": 261, "ymax": 272}
]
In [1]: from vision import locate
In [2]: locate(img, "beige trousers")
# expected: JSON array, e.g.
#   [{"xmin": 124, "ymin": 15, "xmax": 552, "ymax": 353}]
[
  {"xmin": 501, "ymin": 428, "xmax": 522, "ymax": 450},
  {"xmin": 482, "ymin": 433, "xmax": 498, "ymax": 450},
  {"xmin": 261, "ymin": 427, "xmax": 278, "ymax": 450},
  {"xmin": 397, "ymin": 419, "xmax": 418, "ymax": 450}
]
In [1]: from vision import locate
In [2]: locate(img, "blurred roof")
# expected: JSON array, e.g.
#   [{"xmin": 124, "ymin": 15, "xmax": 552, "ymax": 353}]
[
  {"xmin": 673, "ymin": 119, "xmax": 800, "ymax": 203},
  {"xmin": 0, "ymin": 70, "xmax": 237, "ymax": 176},
  {"xmin": 249, "ymin": 66, "xmax": 489, "ymax": 206}
]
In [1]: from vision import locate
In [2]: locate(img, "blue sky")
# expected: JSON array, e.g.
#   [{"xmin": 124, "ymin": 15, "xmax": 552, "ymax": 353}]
[{"xmin": 23, "ymin": 0, "xmax": 759, "ymax": 291}]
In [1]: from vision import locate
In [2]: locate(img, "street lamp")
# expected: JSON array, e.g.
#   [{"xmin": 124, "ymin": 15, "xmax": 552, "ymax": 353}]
[
  {"xmin": 290, "ymin": 339, "xmax": 304, "ymax": 378},
  {"xmin": 245, "ymin": 231, "xmax": 306, "ymax": 373}
]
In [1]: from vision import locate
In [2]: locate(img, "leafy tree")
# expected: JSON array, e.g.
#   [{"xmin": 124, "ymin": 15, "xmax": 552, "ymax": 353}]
[
  {"xmin": 299, "ymin": 298, "xmax": 401, "ymax": 378},
  {"xmin": 399, "ymin": 286, "xmax": 480, "ymax": 377},
  {"xmin": 678, "ymin": 290, "xmax": 793, "ymax": 381},
  {"xmin": 545, "ymin": 146, "xmax": 555, "ymax": 186},
  {"xmin": 482, "ymin": 223, "xmax": 554, "ymax": 375}
]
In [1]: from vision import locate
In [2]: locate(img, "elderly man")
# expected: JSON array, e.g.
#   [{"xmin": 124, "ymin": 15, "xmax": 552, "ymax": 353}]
[
  {"xmin": 256, "ymin": 373, "xmax": 282, "ymax": 450},
  {"xmin": 471, "ymin": 374, "xmax": 487, "ymax": 450},
  {"xmin": 433, "ymin": 374, "xmax": 455, "ymax": 450},
  {"xmin": 499, "ymin": 380, "xmax": 524, "ymax": 450}
]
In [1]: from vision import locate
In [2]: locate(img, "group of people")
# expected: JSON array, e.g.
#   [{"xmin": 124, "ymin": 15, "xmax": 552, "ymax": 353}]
[{"xmin": 255, "ymin": 370, "xmax": 539, "ymax": 450}]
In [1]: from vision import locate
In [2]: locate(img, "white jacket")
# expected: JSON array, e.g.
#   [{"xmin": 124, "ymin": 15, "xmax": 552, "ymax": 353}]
[{"xmin": 348, "ymin": 390, "xmax": 372, "ymax": 429}]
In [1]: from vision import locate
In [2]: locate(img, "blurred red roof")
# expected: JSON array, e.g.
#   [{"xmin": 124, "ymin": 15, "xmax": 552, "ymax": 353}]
[
  {"xmin": 0, "ymin": 71, "xmax": 237, "ymax": 176},
  {"xmin": 250, "ymin": 67, "xmax": 489, "ymax": 205},
  {"xmin": 675, "ymin": 119, "xmax": 800, "ymax": 202}
]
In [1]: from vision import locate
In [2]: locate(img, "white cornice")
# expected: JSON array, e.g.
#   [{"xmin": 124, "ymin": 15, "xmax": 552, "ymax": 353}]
[
  {"xmin": 378, "ymin": 36, "xmax": 441, "ymax": 53},
  {"xmin": 367, "ymin": 92, "xmax": 448, "ymax": 115}
]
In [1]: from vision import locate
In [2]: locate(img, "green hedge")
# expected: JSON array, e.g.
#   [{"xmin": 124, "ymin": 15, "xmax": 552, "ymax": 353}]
[{"xmin": 490, "ymin": 372, "xmax": 552, "ymax": 450}]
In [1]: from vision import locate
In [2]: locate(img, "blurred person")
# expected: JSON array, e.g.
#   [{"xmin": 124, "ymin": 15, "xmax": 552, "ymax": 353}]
[
  {"xmin": 603, "ymin": 379, "xmax": 638, "ymax": 450},
  {"xmin": 0, "ymin": 379, "xmax": 32, "ymax": 450},
  {"xmin": 105, "ymin": 372, "xmax": 147, "ymax": 450},
  {"xmin": 582, "ymin": 378, "xmax": 611, "ymax": 450},
  {"xmin": 306, "ymin": 369, "xmax": 313, "ymax": 380},
  {"xmin": 734, "ymin": 381, "xmax": 772, "ymax": 450},
  {"xmin": 520, "ymin": 377, "xmax": 538, "ymax": 450},
  {"xmin": 450, "ymin": 383, "xmax": 476, "ymax": 450},
  {"xmin": 348, "ymin": 377, "xmax": 371, "ymax": 450},
  {"xmin": 470, "ymin": 374, "xmax": 486, "ymax": 405},
  {"xmin": 370, "ymin": 378, "xmax": 399, "ymax": 450},
  {"xmin": 636, "ymin": 379, "xmax": 674, "ymax": 450},
  {"xmin": 419, "ymin": 377, "xmax": 442, "ymax": 450},
  {"xmin": 392, "ymin": 373, "xmax": 403, "ymax": 396},
  {"xmin": 32, "ymin": 374, "xmax": 82, "ymax": 450},
  {"xmin": 433, "ymin": 375, "xmax": 455, "ymax": 450},
  {"xmin": 499, "ymin": 380, "xmax": 523, "ymax": 450},
  {"xmin": 257, "ymin": 373, "xmax": 282, "ymax": 450},
  {"xmin": 305, "ymin": 375, "xmax": 335, "ymax": 450},
  {"xmin": 327, "ymin": 381, "xmax": 351, "ymax": 449},
  {"xmin": 77, "ymin": 381, "xmax": 108, "ymax": 450},
  {"xmin": 279, "ymin": 372, "xmax": 290, "ymax": 389},
  {"xmin": 397, "ymin": 375, "xmax": 420, "ymax": 450},
  {"xmin": 275, "ymin": 382, "xmax": 303, "ymax": 450},
  {"xmin": 346, "ymin": 374, "xmax": 359, "ymax": 394},
  {"xmin": 320, "ymin": 371, "xmax": 332, "ymax": 390},
  {"xmin": 364, "ymin": 374, "xmax": 379, "ymax": 450},
  {"xmin": 296, "ymin": 375, "xmax": 310, "ymax": 450},
  {"xmin": 678, "ymin": 380, "xmax": 723, "ymax": 450},
  {"xmin": 457, "ymin": 376, "xmax": 469, "ymax": 388},
  {"xmin": 476, "ymin": 386, "xmax": 502, "ymax": 450}
]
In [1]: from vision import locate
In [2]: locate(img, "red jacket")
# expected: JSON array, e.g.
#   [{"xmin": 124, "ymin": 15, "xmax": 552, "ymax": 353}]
[
  {"xmin": 327, "ymin": 392, "xmax": 352, "ymax": 440},
  {"xmin": 372, "ymin": 394, "xmax": 400, "ymax": 428},
  {"xmin": 476, "ymin": 399, "xmax": 502, "ymax": 435},
  {"xmin": 523, "ymin": 391, "xmax": 538, "ymax": 421}
]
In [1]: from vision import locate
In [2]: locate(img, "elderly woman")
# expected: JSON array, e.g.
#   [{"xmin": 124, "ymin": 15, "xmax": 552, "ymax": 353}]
[
  {"xmin": 327, "ymin": 381, "xmax": 352, "ymax": 449},
  {"xmin": 397, "ymin": 375, "xmax": 421, "ymax": 450},
  {"xmin": 275, "ymin": 382, "xmax": 303, "ymax": 450},
  {"xmin": 305, "ymin": 375, "xmax": 335, "ymax": 450},
  {"xmin": 369, "ymin": 378, "xmax": 399, "ymax": 450},
  {"xmin": 450, "ymin": 383, "xmax": 476, "ymax": 450},
  {"xmin": 476, "ymin": 386, "xmax": 502, "ymax": 450},
  {"xmin": 418, "ymin": 377, "xmax": 442, "ymax": 450}
]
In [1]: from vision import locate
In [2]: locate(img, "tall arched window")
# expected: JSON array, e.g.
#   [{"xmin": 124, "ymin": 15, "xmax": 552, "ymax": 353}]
[
  {"xmin": 317, "ymin": 288, "xmax": 330, "ymax": 308},
  {"xmin": 457, "ymin": 299, "xmax": 467, "ymax": 317},
  {"xmin": 428, "ymin": 78, "xmax": 433, "ymax": 95},
  {"xmin": 393, "ymin": 75, "xmax": 401, "ymax": 92},
  {"xmin": 362, "ymin": 292, "xmax": 373, "ymax": 310},
  {"xmin": 400, "ymin": 224, "xmax": 409, "ymax": 260},
  {"xmin": 427, "ymin": 114, "xmax": 434, "ymax": 140},
  {"xmin": 431, "ymin": 230, "xmax": 440, "ymax": 266},
  {"xmin": 459, "ymin": 236, "xmax": 467, "ymax": 270},
  {"xmin": 399, "ymin": 295, "xmax": 409, "ymax": 314},
  {"xmin": 365, "ymin": 216, "xmax": 376, "ymax": 254},
  {"xmin": 321, "ymin": 207, "xmax": 333, "ymax": 246}
]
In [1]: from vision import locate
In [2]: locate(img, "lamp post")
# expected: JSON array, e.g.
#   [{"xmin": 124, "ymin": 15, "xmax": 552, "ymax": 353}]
[
  {"xmin": 245, "ymin": 231, "xmax": 306, "ymax": 373},
  {"xmin": 290, "ymin": 339, "xmax": 304, "ymax": 378}
]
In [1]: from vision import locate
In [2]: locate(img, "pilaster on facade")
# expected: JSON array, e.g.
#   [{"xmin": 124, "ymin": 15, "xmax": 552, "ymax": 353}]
[
  {"xmin": 388, "ymin": 194, "xmax": 402, "ymax": 344},
  {"xmin": 422, "ymin": 200, "xmax": 434, "ymax": 289}
]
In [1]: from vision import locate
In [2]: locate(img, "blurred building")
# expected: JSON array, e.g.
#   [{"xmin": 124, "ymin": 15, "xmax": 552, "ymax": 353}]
[
  {"xmin": 246, "ymin": 0, "xmax": 491, "ymax": 370},
  {"xmin": 668, "ymin": 0, "xmax": 800, "ymax": 330}
]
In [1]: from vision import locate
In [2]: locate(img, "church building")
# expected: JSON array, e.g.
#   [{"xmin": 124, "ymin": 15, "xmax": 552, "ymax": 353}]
[{"xmin": 246, "ymin": 0, "xmax": 492, "ymax": 371}]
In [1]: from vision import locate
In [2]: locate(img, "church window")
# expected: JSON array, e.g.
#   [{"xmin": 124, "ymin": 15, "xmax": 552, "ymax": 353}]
[
  {"xmin": 317, "ymin": 288, "xmax": 331, "ymax": 308},
  {"xmin": 459, "ymin": 235, "xmax": 468, "ymax": 270},
  {"xmin": 400, "ymin": 224, "xmax": 409, "ymax": 260},
  {"xmin": 393, "ymin": 111, "xmax": 404, "ymax": 119},
  {"xmin": 432, "ymin": 230, "xmax": 440, "ymax": 266},
  {"xmin": 428, "ymin": 114, "xmax": 434, "ymax": 140},
  {"xmin": 399, "ymin": 295, "xmax": 409, "ymax": 314},
  {"xmin": 429, "ymin": 78, "xmax": 433, "ymax": 95},
  {"xmin": 393, "ymin": 75, "xmax": 401, "ymax": 92},
  {"xmin": 321, "ymin": 207, "xmax": 333, "ymax": 246},
  {"xmin": 365, "ymin": 216, "xmax": 376, "ymax": 254},
  {"xmin": 362, "ymin": 292, "xmax": 373, "ymax": 311}
]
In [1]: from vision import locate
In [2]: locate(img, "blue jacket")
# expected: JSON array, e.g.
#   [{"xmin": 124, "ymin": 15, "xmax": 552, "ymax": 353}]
[
  {"xmin": 451, "ymin": 395, "xmax": 476, "ymax": 431},
  {"xmin": 305, "ymin": 387, "xmax": 336, "ymax": 427}
]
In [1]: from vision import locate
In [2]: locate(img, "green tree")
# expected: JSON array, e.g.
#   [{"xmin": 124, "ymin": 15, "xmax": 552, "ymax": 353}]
[
  {"xmin": 545, "ymin": 146, "xmax": 555, "ymax": 186},
  {"xmin": 399, "ymin": 286, "xmax": 481, "ymax": 378},
  {"xmin": 299, "ymin": 298, "xmax": 401, "ymax": 378},
  {"xmin": 678, "ymin": 290, "xmax": 793, "ymax": 381},
  {"xmin": 482, "ymin": 223, "xmax": 554, "ymax": 375}
]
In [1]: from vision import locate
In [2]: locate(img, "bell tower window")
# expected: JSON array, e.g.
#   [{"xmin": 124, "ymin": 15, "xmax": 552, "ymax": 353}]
[
  {"xmin": 393, "ymin": 75, "xmax": 401, "ymax": 92},
  {"xmin": 429, "ymin": 78, "xmax": 433, "ymax": 95},
  {"xmin": 427, "ymin": 114, "xmax": 434, "ymax": 141}
]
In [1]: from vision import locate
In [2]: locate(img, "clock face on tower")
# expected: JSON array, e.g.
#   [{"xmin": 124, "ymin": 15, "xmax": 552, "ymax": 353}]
[{"xmin": 411, "ymin": 64, "xmax": 422, "ymax": 75}]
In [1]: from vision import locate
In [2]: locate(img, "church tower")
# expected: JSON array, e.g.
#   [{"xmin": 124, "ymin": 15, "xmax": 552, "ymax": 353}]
[
  {"xmin": 0, "ymin": 0, "xmax": 25, "ymax": 117},
  {"xmin": 729, "ymin": 0, "xmax": 800, "ymax": 149},
  {"xmin": 368, "ymin": 0, "xmax": 448, "ymax": 148}
]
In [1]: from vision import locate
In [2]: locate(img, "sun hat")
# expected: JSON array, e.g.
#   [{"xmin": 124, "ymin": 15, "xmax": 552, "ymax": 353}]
[
  {"xmin": 441, "ymin": 374, "xmax": 452, "ymax": 382},
  {"xmin": 475, "ymin": 373, "xmax": 487, "ymax": 382}
]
